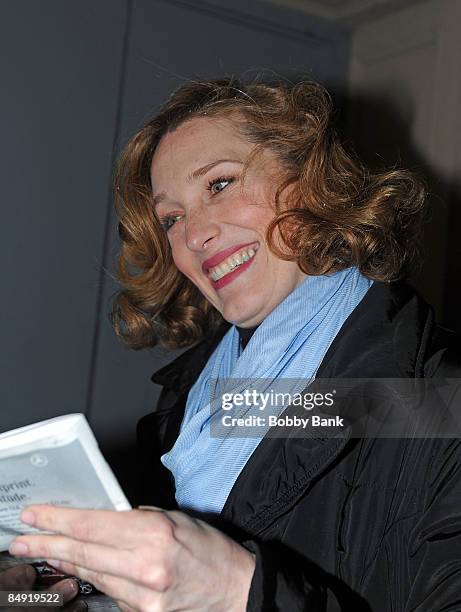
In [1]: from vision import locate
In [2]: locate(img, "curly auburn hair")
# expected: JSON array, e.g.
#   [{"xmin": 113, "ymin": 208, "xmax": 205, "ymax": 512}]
[{"xmin": 111, "ymin": 77, "xmax": 426, "ymax": 350}]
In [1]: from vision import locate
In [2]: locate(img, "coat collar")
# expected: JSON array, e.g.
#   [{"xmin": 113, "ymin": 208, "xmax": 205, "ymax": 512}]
[
  {"xmin": 316, "ymin": 280, "xmax": 434, "ymax": 378},
  {"xmin": 150, "ymin": 320, "xmax": 231, "ymax": 394}
]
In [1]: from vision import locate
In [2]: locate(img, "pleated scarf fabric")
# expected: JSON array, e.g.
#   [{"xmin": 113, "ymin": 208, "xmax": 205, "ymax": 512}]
[{"xmin": 161, "ymin": 267, "xmax": 373, "ymax": 515}]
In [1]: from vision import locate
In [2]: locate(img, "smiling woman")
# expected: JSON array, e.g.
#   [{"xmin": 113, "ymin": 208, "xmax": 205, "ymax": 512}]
[
  {"xmin": 9, "ymin": 78, "xmax": 461, "ymax": 612},
  {"xmin": 150, "ymin": 116, "xmax": 308, "ymax": 327},
  {"xmin": 109, "ymin": 78, "xmax": 461, "ymax": 611},
  {"xmin": 111, "ymin": 78, "xmax": 424, "ymax": 349}
]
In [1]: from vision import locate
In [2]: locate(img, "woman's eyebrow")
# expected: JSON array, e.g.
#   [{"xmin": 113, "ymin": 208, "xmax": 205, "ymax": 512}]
[
  {"xmin": 186, "ymin": 158, "xmax": 243, "ymax": 183},
  {"xmin": 153, "ymin": 159, "xmax": 243, "ymax": 209}
]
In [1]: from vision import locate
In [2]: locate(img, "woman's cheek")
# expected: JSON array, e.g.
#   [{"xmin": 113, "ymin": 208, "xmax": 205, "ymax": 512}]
[{"xmin": 170, "ymin": 237, "xmax": 187, "ymax": 269}]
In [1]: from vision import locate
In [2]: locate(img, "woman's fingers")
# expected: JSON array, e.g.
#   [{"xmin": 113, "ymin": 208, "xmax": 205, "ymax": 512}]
[
  {"xmin": 49, "ymin": 561, "xmax": 159, "ymax": 612},
  {"xmin": 10, "ymin": 532, "xmax": 178, "ymax": 595},
  {"xmin": 45, "ymin": 578, "xmax": 82, "ymax": 608},
  {"xmin": 7, "ymin": 505, "xmax": 254, "ymax": 610},
  {"xmin": 10, "ymin": 506, "xmax": 182, "ymax": 592},
  {"xmin": 0, "ymin": 566, "xmax": 85, "ymax": 612},
  {"xmin": 19, "ymin": 506, "xmax": 135, "ymax": 546},
  {"xmin": 17, "ymin": 506, "xmax": 174, "ymax": 549},
  {"xmin": 10, "ymin": 536, "xmax": 137, "ymax": 581}
]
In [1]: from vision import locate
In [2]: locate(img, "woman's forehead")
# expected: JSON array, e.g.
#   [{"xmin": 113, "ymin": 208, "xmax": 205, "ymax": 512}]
[{"xmin": 150, "ymin": 117, "xmax": 252, "ymax": 179}]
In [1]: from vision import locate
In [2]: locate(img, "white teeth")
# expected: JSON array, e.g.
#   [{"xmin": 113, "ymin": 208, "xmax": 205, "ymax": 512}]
[
  {"xmin": 232, "ymin": 254, "xmax": 242, "ymax": 266},
  {"xmin": 209, "ymin": 246, "xmax": 258, "ymax": 281}
]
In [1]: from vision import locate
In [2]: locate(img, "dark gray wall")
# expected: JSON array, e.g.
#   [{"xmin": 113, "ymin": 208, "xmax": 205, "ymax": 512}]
[
  {"xmin": 1, "ymin": 0, "xmax": 349, "ymax": 499},
  {"xmin": 1, "ymin": 0, "xmax": 127, "ymax": 427}
]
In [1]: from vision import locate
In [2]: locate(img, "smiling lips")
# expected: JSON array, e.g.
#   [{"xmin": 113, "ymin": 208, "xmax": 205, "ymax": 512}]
[
  {"xmin": 202, "ymin": 242, "xmax": 260, "ymax": 285},
  {"xmin": 209, "ymin": 246, "xmax": 257, "ymax": 281}
]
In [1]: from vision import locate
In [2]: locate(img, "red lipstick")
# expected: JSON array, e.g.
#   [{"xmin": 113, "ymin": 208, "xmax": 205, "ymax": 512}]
[{"xmin": 201, "ymin": 242, "xmax": 259, "ymax": 274}]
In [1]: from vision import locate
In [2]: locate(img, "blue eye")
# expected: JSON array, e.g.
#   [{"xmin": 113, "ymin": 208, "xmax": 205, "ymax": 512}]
[
  {"xmin": 159, "ymin": 214, "xmax": 182, "ymax": 232},
  {"xmin": 207, "ymin": 176, "xmax": 234, "ymax": 194}
]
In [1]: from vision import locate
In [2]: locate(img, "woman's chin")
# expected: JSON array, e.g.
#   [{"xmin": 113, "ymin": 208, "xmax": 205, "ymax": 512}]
[{"xmin": 220, "ymin": 298, "xmax": 267, "ymax": 328}]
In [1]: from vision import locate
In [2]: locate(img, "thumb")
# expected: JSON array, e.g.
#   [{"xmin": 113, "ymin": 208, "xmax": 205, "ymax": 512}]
[{"xmin": 46, "ymin": 578, "xmax": 80, "ymax": 606}]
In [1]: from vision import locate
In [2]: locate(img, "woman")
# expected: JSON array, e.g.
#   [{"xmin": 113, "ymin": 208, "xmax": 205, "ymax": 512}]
[{"xmin": 9, "ymin": 78, "xmax": 461, "ymax": 611}]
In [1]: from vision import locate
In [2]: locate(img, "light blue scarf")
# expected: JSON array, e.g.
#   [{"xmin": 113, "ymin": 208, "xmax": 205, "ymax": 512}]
[{"xmin": 161, "ymin": 267, "xmax": 372, "ymax": 515}]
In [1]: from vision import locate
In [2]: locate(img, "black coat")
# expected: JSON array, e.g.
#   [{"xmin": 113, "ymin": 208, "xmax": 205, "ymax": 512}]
[{"xmin": 137, "ymin": 281, "xmax": 461, "ymax": 611}]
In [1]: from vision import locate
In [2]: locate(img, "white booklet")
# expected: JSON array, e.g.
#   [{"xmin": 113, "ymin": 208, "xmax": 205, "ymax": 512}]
[{"xmin": 0, "ymin": 414, "xmax": 131, "ymax": 551}]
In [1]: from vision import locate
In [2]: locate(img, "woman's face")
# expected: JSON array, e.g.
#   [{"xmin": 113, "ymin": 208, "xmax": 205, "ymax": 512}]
[{"xmin": 150, "ymin": 117, "xmax": 307, "ymax": 327}]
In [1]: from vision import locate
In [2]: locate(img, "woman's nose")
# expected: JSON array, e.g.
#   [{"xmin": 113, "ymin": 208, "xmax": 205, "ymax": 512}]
[{"xmin": 184, "ymin": 208, "xmax": 220, "ymax": 252}]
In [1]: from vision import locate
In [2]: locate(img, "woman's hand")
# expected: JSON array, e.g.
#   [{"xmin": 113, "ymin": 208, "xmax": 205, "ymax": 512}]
[
  {"xmin": 0, "ymin": 563, "xmax": 85, "ymax": 611},
  {"xmin": 8, "ymin": 506, "xmax": 256, "ymax": 612}
]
